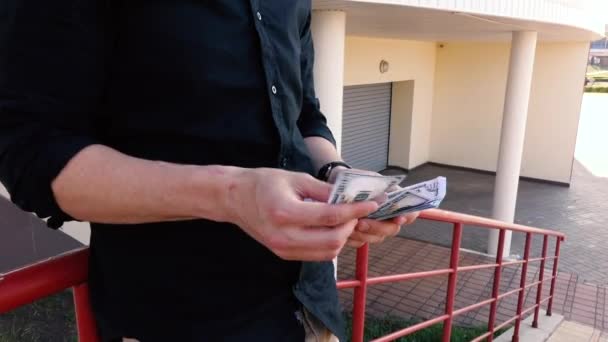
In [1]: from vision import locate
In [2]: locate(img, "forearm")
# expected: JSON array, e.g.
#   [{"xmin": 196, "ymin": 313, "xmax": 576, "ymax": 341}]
[
  {"xmin": 51, "ymin": 144, "xmax": 240, "ymax": 224},
  {"xmin": 304, "ymin": 136, "xmax": 342, "ymax": 173}
]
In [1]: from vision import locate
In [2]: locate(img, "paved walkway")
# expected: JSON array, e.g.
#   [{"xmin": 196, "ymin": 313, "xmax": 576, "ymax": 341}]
[
  {"xmin": 338, "ymin": 237, "xmax": 607, "ymax": 334},
  {"xmin": 548, "ymin": 321, "xmax": 608, "ymax": 342}
]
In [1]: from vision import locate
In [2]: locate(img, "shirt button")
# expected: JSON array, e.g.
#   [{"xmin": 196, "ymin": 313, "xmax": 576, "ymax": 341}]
[
  {"xmin": 271, "ymin": 85, "xmax": 277, "ymax": 94},
  {"xmin": 280, "ymin": 157, "xmax": 288, "ymax": 168},
  {"xmin": 256, "ymin": 12, "xmax": 262, "ymax": 21}
]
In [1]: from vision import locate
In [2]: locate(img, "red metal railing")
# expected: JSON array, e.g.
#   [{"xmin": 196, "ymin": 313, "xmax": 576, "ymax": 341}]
[
  {"xmin": 337, "ymin": 209, "xmax": 565, "ymax": 342},
  {"xmin": 0, "ymin": 208, "xmax": 564, "ymax": 342},
  {"xmin": 0, "ymin": 248, "xmax": 99, "ymax": 342}
]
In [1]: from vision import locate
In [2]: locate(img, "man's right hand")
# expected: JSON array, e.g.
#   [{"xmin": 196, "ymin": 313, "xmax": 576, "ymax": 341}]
[{"xmin": 225, "ymin": 168, "xmax": 378, "ymax": 261}]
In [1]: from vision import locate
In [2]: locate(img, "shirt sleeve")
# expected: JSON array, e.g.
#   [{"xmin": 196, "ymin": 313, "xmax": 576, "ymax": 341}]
[
  {"xmin": 296, "ymin": 10, "xmax": 337, "ymax": 147},
  {"xmin": 0, "ymin": 0, "xmax": 109, "ymax": 228}
]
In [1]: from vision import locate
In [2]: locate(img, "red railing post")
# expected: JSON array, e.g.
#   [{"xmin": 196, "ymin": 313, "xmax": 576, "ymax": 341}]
[
  {"xmin": 532, "ymin": 235, "xmax": 549, "ymax": 328},
  {"xmin": 512, "ymin": 233, "xmax": 532, "ymax": 342},
  {"xmin": 352, "ymin": 243, "xmax": 370, "ymax": 342},
  {"xmin": 73, "ymin": 283, "xmax": 100, "ymax": 342},
  {"xmin": 546, "ymin": 237, "xmax": 562, "ymax": 316},
  {"xmin": 486, "ymin": 229, "xmax": 506, "ymax": 341},
  {"xmin": 442, "ymin": 223, "xmax": 463, "ymax": 342}
]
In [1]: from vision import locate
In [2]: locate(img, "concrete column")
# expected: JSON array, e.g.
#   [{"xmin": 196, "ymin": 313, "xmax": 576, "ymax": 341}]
[
  {"xmin": 311, "ymin": 10, "xmax": 346, "ymax": 153},
  {"xmin": 489, "ymin": 31, "xmax": 538, "ymax": 257},
  {"xmin": 311, "ymin": 10, "xmax": 346, "ymax": 277}
]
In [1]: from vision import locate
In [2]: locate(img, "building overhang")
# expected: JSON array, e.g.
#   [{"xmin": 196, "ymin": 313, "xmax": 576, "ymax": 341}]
[{"xmin": 313, "ymin": 0, "xmax": 606, "ymax": 42}]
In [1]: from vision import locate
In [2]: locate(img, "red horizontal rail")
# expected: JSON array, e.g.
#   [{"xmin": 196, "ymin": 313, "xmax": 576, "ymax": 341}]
[
  {"xmin": 0, "ymin": 248, "xmax": 89, "ymax": 313},
  {"xmin": 473, "ymin": 314, "xmax": 522, "ymax": 342},
  {"xmin": 525, "ymin": 276, "xmax": 556, "ymax": 290},
  {"xmin": 452, "ymin": 298, "xmax": 495, "ymax": 317},
  {"xmin": 525, "ymin": 280, "xmax": 543, "ymax": 290},
  {"xmin": 471, "ymin": 331, "xmax": 493, "ymax": 342},
  {"xmin": 498, "ymin": 288, "xmax": 523, "ymax": 300},
  {"xmin": 528, "ymin": 256, "xmax": 557, "ymax": 263},
  {"xmin": 522, "ymin": 304, "xmax": 539, "ymax": 316},
  {"xmin": 336, "ymin": 279, "xmax": 360, "ymax": 289},
  {"xmin": 503, "ymin": 260, "xmax": 526, "ymax": 267},
  {"xmin": 420, "ymin": 209, "xmax": 565, "ymax": 238},
  {"xmin": 366, "ymin": 268, "xmax": 453, "ymax": 285},
  {"xmin": 370, "ymin": 314, "xmax": 450, "ymax": 342},
  {"xmin": 457, "ymin": 263, "xmax": 499, "ymax": 272},
  {"xmin": 494, "ymin": 315, "xmax": 520, "ymax": 332}
]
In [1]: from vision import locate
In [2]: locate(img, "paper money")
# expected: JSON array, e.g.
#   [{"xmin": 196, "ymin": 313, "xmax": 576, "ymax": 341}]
[
  {"xmin": 368, "ymin": 177, "xmax": 446, "ymax": 220},
  {"xmin": 326, "ymin": 170, "xmax": 446, "ymax": 220},
  {"xmin": 328, "ymin": 170, "xmax": 405, "ymax": 205}
]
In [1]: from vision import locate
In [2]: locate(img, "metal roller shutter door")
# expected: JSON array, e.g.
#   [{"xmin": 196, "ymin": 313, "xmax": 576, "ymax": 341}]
[{"xmin": 342, "ymin": 83, "xmax": 392, "ymax": 172}]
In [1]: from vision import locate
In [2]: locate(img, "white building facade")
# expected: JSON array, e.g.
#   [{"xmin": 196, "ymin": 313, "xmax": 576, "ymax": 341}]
[{"xmin": 311, "ymin": 0, "xmax": 605, "ymax": 255}]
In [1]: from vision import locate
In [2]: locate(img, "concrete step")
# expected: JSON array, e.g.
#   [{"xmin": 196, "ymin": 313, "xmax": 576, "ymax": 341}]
[{"xmin": 494, "ymin": 310, "xmax": 563, "ymax": 342}]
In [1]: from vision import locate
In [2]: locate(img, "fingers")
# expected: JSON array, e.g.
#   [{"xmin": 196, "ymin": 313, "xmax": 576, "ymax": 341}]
[
  {"xmin": 356, "ymin": 218, "xmax": 401, "ymax": 238},
  {"xmin": 346, "ymin": 238, "xmax": 366, "ymax": 249},
  {"xmin": 392, "ymin": 216, "xmax": 408, "ymax": 226},
  {"xmin": 346, "ymin": 219, "xmax": 402, "ymax": 247},
  {"xmin": 294, "ymin": 173, "xmax": 333, "ymax": 202},
  {"xmin": 384, "ymin": 212, "xmax": 420, "ymax": 226},
  {"xmin": 281, "ymin": 200, "xmax": 378, "ymax": 227},
  {"xmin": 348, "ymin": 230, "xmax": 385, "ymax": 245},
  {"xmin": 386, "ymin": 184, "xmax": 402, "ymax": 193},
  {"xmin": 372, "ymin": 192, "xmax": 388, "ymax": 205},
  {"xmin": 270, "ymin": 220, "xmax": 359, "ymax": 261}
]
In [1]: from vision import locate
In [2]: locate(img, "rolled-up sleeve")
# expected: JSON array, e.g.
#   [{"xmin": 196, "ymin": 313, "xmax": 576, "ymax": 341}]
[
  {"xmin": 0, "ymin": 0, "xmax": 107, "ymax": 228},
  {"xmin": 296, "ymin": 11, "xmax": 337, "ymax": 147}
]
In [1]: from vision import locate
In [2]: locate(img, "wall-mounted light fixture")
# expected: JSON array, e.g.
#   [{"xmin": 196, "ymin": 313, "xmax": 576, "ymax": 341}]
[{"xmin": 379, "ymin": 60, "xmax": 389, "ymax": 74}]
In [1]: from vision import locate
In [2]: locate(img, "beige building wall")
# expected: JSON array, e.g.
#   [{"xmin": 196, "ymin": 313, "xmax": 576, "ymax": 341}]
[
  {"xmin": 430, "ymin": 41, "xmax": 588, "ymax": 183},
  {"xmin": 389, "ymin": 81, "xmax": 415, "ymax": 168},
  {"xmin": 430, "ymin": 42, "xmax": 509, "ymax": 172},
  {"xmin": 523, "ymin": 42, "xmax": 589, "ymax": 182},
  {"xmin": 344, "ymin": 36, "xmax": 437, "ymax": 169}
]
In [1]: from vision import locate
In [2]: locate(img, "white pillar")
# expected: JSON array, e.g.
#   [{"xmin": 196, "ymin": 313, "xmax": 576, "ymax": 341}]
[
  {"xmin": 311, "ymin": 10, "xmax": 346, "ymax": 153},
  {"xmin": 489, "ymin": 31, "xmax": 538, "ymax": 257},
  {"xmin": 311, "ymin": 10, "xmax": 346, "ymax": 277}
]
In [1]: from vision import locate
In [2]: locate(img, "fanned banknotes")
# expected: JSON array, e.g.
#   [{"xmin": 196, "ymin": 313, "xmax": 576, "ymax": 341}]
[
  {"xmin": 368, "ymin": 177, "xmax": 446, "ymax": 220},
  {"xmin": 328, "ymin": 170, "xmax": 405, "ymax": 205},
  {"xmin": 328, "ymin": 170, "xmax": 446, "ymax": 220}
]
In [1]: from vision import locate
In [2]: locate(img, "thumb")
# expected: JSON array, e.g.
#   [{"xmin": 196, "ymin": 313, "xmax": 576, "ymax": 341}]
[{"xmin": 296, "ymin": 174, "xmax": 333, "ymax": 202}]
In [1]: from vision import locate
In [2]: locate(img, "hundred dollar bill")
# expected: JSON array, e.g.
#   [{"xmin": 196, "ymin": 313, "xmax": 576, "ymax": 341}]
[
  {"xmin": 368, "ymin": 176, "xmax": 446, "ymax": 220},
  {"xmin": 328, "ymin": 170, "xmax": 405, "ymax": 205}
]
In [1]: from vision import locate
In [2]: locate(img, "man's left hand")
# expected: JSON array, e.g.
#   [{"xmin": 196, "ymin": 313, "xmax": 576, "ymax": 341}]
[{"xmin": 346, "ymin": 212, "xmax": 419, "ymax": 248}]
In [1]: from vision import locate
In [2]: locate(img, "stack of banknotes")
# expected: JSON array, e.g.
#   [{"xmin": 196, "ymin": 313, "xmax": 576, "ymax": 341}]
[{"xmin": 328, "ymin": 170, "xmax": 446, "ymax": 221}]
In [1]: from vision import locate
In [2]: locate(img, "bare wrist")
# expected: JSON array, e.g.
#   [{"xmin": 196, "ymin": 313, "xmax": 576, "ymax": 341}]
[{"xmin": 188, "ymin": 165, "xmax": 248, "ymax": 223}]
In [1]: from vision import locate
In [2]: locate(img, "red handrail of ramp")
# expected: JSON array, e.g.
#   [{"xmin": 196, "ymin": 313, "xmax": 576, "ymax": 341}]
[{"xmin": 0, "ymin": 209, "xmax": 565, "ymax": 342}]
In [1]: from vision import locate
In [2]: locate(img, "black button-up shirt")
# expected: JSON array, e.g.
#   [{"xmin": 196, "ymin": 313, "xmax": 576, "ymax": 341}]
[{"xmin": 0, "ymin": 1, "xmax": 344, "ymax": 340}]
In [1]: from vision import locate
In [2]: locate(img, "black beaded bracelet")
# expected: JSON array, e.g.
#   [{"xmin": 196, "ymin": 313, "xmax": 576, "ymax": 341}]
[{"xmin": 317, "ymin": 161, "xmax": 352, "ymax": 182}]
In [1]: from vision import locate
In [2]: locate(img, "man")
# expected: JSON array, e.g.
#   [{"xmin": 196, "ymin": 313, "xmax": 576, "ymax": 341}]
[{"xmin": 0, "ymin": 1, "xmax": 417, "ymax": 341}]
